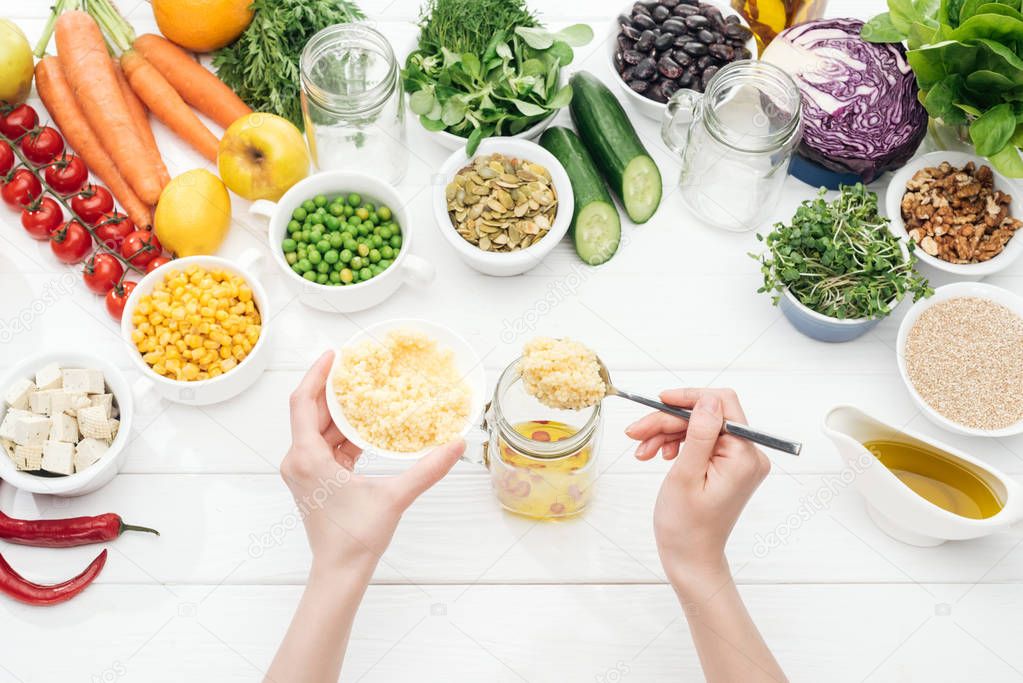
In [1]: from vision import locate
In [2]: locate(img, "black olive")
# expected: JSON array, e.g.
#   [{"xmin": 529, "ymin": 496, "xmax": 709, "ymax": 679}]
[
  {"xmin": 661, "ymin": 79, "xmax": 681, "ymax": 99},
  {"xmin": 724, "ymin": 24, "xmax": 754, "ymax": 41},
  {"xmin": 725, "ymin": 14, "xmax": 741, "ymax": 24},
  {"xmin": 682, "ymin": 41, "xmax": 708, "ymax": 56},
  {"xmin": 652, "ymin": 5, "xmax": 671, "ymax": 22},
  {"xmin": 671, "ymin": 48, "xmax": 693, "ymax": 65},
  {"xmin": 684, "ymin": 14, "xmax": 709, "ymax": 30},
  {"xmin": 635, "ymin": 30, "xmax": 658, "ymax": 52},
  {"xmin": 654, "ymin": 32, "xmax": 676, "ymax": 50},
  {"xmin": 673, "ymin": 3, "xmax": 698, "ymax": 16},
  {"xmin": 634, "ymin": 56, "xmax": 657, "ymax": 79},
  {"xmin": 735, "ymin": 47, "xmax": 752, "ymax": 60},
  {"xmin": 614, "ymin": 51, "xmax": 625, "ymax": 71},
  {"xmin": 623, "ymin": 49, "xmax": 644, "ymax": 65},
  {"xmin": 696, "ymin": 55, "xmax": 713, "ymax": 70},
  {"xmin": 628, "ymin": 79, "xmax": 650, "ymax": 94},
  {"xmin": 677, "ymin": 68, "xmax": 694, "ymax": 87},
  {"xmin": 701, "ymin": 65, "xmax": 720, "ymax": 90},
  {"xmin": 617, "ymin": 35, "xmax": 635, "ymax": 51},
  {"xmin": 657, "ymin": 55, "xmax": 683, "ymax": 79},
  {"xmin": 620, "ymin": 24, "xmax": 641, "ymax": 40},
  {"xmin": 697, "ymin": 29, "xmax": 715, "ymax": 43},
  {"xmin": 661, "ymin": 18, "xmax": 686, "ymax": 34},
  {"xmin": 708, "ymin": 43, "xmax": 734, "ymax": 61},
  {"xmin": 632, "ymin": 13, "xmax": 657, "ymax": 31},
  {"xmin": 633, "ymin": 2, "xmax": 652, "ymax": 15}
]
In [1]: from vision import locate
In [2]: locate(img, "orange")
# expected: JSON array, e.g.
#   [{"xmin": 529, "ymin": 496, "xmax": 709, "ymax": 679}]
[{"xmin": 152, "ymin": 0, "xmax": 254, "ymax": 53}]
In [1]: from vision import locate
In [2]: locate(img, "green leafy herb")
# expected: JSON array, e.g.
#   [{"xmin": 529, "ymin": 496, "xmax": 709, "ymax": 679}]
[
  {"xmin": 753, "ymin": 185, "xmax": 931, "ymax": 320},
  {"xmin": 213, "ymin": 0, "xmax": 364, "ymax": 130},
  {"xmin": 403, "ymin": 0, "xmax": 592, "ymax": 154}
]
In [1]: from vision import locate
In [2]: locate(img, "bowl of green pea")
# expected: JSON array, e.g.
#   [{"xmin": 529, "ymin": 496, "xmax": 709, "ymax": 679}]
[{"xmin": 250, "ymin": 172, "xmax": 435, "ymax": 312}]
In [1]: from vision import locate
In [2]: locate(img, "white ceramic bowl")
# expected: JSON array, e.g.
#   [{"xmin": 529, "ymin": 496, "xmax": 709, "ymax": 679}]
[
  {"xmin": 429, "ymin": 110, "xmax": 559, "ymax": 151},
  {"xmin": 609, "ymin": 0, "xmax": 758, "ymax": 120},
  {"xmin": 885, "ymin": 151, "xmax": 1023, "ymax": 277},
  {"xmin": 325, "ymin": 318, "xmax": 488, "ymax": 460},
  {"xmin": 250, "ymin": 171, "xmax": 434, "ymax": 312},
  {"xmin": 896, "ymin": 282, "xmax": 1023, "ymax": 437},
  {"xmin": 0, "ymin": 352, "xmax": 133, "ymax": 496},
  {"xmin": 433, "ymin": 138, "xmax": 574, "ymax": 276},
  {"xmin": 120, "ymin": 255, "xmax": 271, "ymax": 406}
]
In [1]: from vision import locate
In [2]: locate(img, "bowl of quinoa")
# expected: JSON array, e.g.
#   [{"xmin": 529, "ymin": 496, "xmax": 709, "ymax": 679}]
[
  {"xmin": 326, "ymin": 320, "xmax": 487, "ymax": 458},
  {"xmin": 517, "ymin": 337, "xmax": 607, "ymax": 411},
  {"xmin": 897, "ymin": 283, "xmax": 1023, "ymax": 437}
]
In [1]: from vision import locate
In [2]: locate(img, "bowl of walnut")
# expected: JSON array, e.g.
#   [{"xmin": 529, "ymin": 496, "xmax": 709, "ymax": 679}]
[{"xmin": 886, "ymin": 151, "xmax": 1023, "ymax": 277}]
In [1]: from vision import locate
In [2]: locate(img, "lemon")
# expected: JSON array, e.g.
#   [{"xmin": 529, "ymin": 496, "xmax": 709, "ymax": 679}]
[
  {"xmin": 155, "ymin": 170, "xmax": 232, "ymax": 257},
  {"xmin": 0, "ymin": 20, "xmax": 33, "ymax": 104}
]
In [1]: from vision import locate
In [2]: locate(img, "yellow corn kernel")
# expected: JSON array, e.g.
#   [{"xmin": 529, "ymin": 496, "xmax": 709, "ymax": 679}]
[{"xmin": 182, "ymin": 363, "xmax": 199, "ymax": 381}]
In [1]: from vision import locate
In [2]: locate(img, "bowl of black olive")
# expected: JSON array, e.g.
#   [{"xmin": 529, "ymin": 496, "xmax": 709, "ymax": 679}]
[{"xmin": 610, "ymin": 0, "xmax": 757, "ymax": 119}]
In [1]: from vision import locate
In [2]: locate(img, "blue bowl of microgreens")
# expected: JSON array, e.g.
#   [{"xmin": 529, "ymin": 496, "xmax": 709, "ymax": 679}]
[
  {"xmin": 251, "ymin": 171, "xmax": 435, "ymax": 313},
  {"xmin": 753, "ymin": 184, "xmax": 932, "ymax": 343}
]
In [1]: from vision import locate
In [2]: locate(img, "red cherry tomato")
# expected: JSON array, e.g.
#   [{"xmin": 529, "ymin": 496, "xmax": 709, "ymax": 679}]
[
  {"xmin": 105, "ymin": 280, "xmax": 136, "ymax": 320},
  {"xmin": 20, "ymin": 197, "xmax": 63, "ymax": 240},
  {"xmin": 50, "ymin": 220, "xmax": 93, "ymax": 264},
  {"xmin": 0, "ymin": 141, "xmax": 13, "ymax": 175},
  {"xmin": 82, "ymin": 252, "xmax": 125, "ymax": 295},
  {"xmin": 121, "ymin": 229, "xmax": 161, "ymax": 267},
  {"xmin": 145, "ymin": 256, "xmax": 172, "ymax": 274},
  {"xmin": 71, "ymin": 184, "xmax": 114, "ymax": 226},
  {"xmin": 0, "ymin": 104, "xmax": 39, "ymax": 140},
  {"xmin": 1, "ymin": 169, "xmax": 42, "ymax": 208},
  {"xmin": 44, "ymin": 154, "xmax": 88, "ymax": 195},
  {"xmin": 19, "ymin": 127, "xmax": 64, "ymax": 165},
  {"xmin": 93, "ymin": 211, "xmax": 135, "ymax": 251}
]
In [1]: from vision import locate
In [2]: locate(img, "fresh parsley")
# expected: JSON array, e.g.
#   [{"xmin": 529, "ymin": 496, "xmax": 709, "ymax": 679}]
[{"xmin": 753, "ymin": 184, "xmax": 932, "ymax": 320}]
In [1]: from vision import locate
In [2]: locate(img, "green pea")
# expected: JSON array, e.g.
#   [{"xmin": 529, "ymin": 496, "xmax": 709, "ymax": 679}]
[
  {"xmin": 324, "ymin": 249, "xmax": 339, "ymax": 264},
  {"xmin": 381, "ymin": 245, "xmax": 394, "ymax": 259},
  {"xmin": 358, "ymin": 225, "xmax": 370, "ymax": 237},
  {"xmin": 340, "ymin": 249, "xmax": 353, "ymax": 263},
  {"xmin": 301, "ymin": 199, "xmax": 314, "ymax": 212},
  {"xmin": 378, "ymin": 206, "xmax": 392, "ymax": 221},
  {"xmin": 340, "ymin": 269, "xmax": 354, "ymax": 284},
  {"xmin": 359, "ymin": 267, "xmax": 372, "ymax": 280},
  {"xmin": 369, "ymin": 248, "xmax": 381, "ymax": 263},
  {"xmin": 329, "ymin": 203, "xmax": 345, "ymax": 217},
  {"xmin": 357, "ymin": 243, "xmax": 370, "ymax": 257},
  {"xmin": 350, "ymin": 256, "xmax": 364, "ymax": 270},
  {"xmin": 315, "ymin": 240, "xmax": 329, "ymax": 253},
  {"xmin": 390, "ymin": 235, "xmax": 402, "ymax": 249},
  {"xmin": 282, "ymin": 238, "xmax": 297, "ymax": 252},
  {"xmin": 292, "ymin": 207, "xmax": 307, "ymax": 221},
  {"xmin": 347, "ymin": 193, "xmax": 361, "ymax": 207},
  {"xmin": 355, "ymin": 207, "xmax": 369, "ymax": 221},
  {"xmin": 343, "ymin": 238, "xmax": 357, "ymax": 252},
  {"xmin": 379, "ymin": 259, "xmax": 392, "ymax": 269},
  {"xmin": 317, "ymin": 261, "xmax": 330, "ymax": 274},
  {"xmin": 285, "ymin": 252, "xmax": 298, "ymax": 265},
  {"xmin": 303, "ymin": 271, "xmax": 317, "ymax": 282},
  {"xmin": 349, "ymin": 215, "xmax": 362, "ymax": 226},
  {"xmin": 329, "ymin": 271, "xmax": 341, "ymax": 283},
  {"xmin": 308, "ymin": 250, "xmax": 321, "ymax": 265},
  {"xmin": 327, "ymin": 233, "xmax": 342, "ymax": 249},
  {"xmin": 370, "ymin": 235, "xmax": 383, "ymax": 248},
  {"xmin": 309, "ymin": 213, "xmax": 324, "ymax": 226},
  {"xmin": 344, "ymin": 204, "xmax": 353, "ymax": 216},
  {"xmin": 314, "ymin": 194, "xmax": 327, "ymax": 207},
  {"xmin": 379, "ymin": 226, "xmax": 393, "ymax": 240},
  {"xmin": 296, "ymin": 258, "xmax": 311, "ymax": 272},
  {"xmin": 325, "ymin": 215, "xmax": 340, "ymax": 230},
  {"xmin": 285, "ymin": 219, "xmax": 299, "ymax": 233}
]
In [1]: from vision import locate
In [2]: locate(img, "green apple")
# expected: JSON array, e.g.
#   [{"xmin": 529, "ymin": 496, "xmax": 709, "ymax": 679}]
[{"xmin": 218, "ymin": 113, "xmax": 309, "ymax": 201}]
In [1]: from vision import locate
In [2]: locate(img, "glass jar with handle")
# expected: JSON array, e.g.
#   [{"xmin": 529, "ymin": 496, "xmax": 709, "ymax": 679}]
[{"xmin": 661, "ymin": 60, "xmax": 802, "ymax": 232}]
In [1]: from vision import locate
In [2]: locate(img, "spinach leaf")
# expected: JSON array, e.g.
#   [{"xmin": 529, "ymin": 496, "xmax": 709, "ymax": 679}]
[{"xmin": 970, "ymin": 103, "xmax": 1017, "ymax": 154}]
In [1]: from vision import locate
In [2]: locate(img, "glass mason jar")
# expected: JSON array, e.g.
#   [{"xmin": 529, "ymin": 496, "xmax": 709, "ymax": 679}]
[
  {"xmin": 480, "ymin": 359, "xmax": 602, "ymax": 520},
  {"xmin": 661, "ymin": 60, "xmax": 802, "ymax": 232},
  {"xmin": 300, "ymin": 24, "xmax": 408, "ymax": 185}
]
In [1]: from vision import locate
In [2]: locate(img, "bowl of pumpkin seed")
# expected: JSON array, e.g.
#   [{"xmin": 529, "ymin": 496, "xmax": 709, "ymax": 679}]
[{"xmin": 433, "ymin": 138, "xmax": 574, "ymax": 276}]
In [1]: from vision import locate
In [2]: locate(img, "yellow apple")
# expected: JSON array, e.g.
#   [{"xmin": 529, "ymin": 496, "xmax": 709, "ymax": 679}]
[
  {"xmin": 0, "ymin": 20, "xmax": 33, "ymax": 104},
  {"xmin": 218, "ymin": 113, "xmax": 309, "ymax": 201}
]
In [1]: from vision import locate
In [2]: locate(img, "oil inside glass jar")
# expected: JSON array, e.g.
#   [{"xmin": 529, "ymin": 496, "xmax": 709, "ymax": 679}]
[
  {"xmin": 493, "ymin": 420, "xmax": 594, "ymax": 520},
  {"xmin": 864, "ymin": 440, "xmax": 1003, "ymax": 520}
]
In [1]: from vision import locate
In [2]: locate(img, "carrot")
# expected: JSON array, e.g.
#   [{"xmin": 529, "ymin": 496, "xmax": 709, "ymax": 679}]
[
  {"xmin": 35, "ymin": 57, "xmax": 153, "ymax": 230},
  {"xmin": 134, "ymin": 34, "xmax": 251, "ymax": 130},
  {"xmin": 113, "ymin": 62, "xmax": 171, "ymax": 187},
  {"xmin": 54, "ymin": 11, "xmax": 164, "ymax": 205},
  {"xmin": 120, "ymin": 50, "xmax": 220, "ymax": 163}
]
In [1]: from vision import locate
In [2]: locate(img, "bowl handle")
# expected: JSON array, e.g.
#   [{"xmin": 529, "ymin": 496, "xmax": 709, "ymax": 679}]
[
  {"xmin": 248, "ymin": 199, "xmax": 278, "ymax": 220},
  {"xmin": 401, "ymin": 255, "xmax": 436, "ymax": 288},
  {"xmin": 236, "ymin": 248, "xmax": 265, "ymax": 276}
]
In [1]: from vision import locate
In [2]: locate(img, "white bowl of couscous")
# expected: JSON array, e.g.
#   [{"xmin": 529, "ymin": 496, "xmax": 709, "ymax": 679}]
[
  {"xmin": 120, "ymin": 255, "xmax": 271, "ymax": 406},
  {"xmin": 325, "ymin": 319, "xmax": 487, "ymax": 459}
]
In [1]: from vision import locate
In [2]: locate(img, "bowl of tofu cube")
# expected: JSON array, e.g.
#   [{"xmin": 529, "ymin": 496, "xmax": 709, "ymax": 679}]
[{"xmin": 0, "ymin": 352, "xmax": 132, "ymax": 496}]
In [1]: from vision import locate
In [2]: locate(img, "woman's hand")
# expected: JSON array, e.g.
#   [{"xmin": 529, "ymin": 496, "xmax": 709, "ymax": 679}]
[
  {"xmin": 281, "ymin": 350, "xmax": 465, "ymax": 577},
  {"xmin": 626, "ymin": 389, "xmax": 770, "ymax": 588}
]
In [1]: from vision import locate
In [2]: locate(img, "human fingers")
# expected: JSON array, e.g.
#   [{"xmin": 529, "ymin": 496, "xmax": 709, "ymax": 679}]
[
  {"xmin": 661, "ymin": 438, "xmax": 681, "ymax": 460},
  {"xmin": 290, "ymin": 351, "xmax": 335, "ymax": 439},
  {"xmin": 625, "ymin": 410, "xmax": 687, "ymax": 442},
  {"xmin": 390, "ymin": 439, "xmax": 466, "ymax": 509},
  {"xmin": 635, "ymin": 433, "xmax": 674, "ymax": 461},
  {"xmin": 659, "ymin": 388, "xmax": 749, "ymax": 424},
  {"xmin": 671, "ymin": 394, "xmax": 724, "ymax": 482}
]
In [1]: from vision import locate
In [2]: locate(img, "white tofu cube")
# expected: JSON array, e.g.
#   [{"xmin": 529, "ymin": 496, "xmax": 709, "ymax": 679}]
[
  {"xmin": 74, "ymin": 438, "xmax": 108, "ymax": 471},
  {"xmin": 28, "ymin": 389, "xmax": 62, "ymax": 416},
  {"xmin": 4, "ymin": 378, "xmax": 35, "ymax": 410},
  {"xmin": 34, "ymin": 363, "xmax": 62, "ymax": 391},
  {"xmin": 0, "ymin": 409, "xmax": 31, "ymax": 441},
  {"xmin": 89, "ymin": 394, "xmax": 114, "ymax": 419},
  {"xmin": 10, "ymin": 413, "xmax": 51, "ymax": 446},
  {"xmin": 49, "ymin": 413, "xmax": 79, "ymax": 443},
  {"xmin": 41, "ymin": 440, "xmax": 74, "ymax": 475},
  {"xmin": 1, "ymin": 437, "xmax": 15, "ymax": 459},
  {"xmin": 61, "ymin": 368, "xmax": 105, "ymax": 395},
  {"xmin": 14, "ymin": 444, "xmax": 43, "ymax": 470},
  {"xmin": 50, "ymin": 391, "xmax": 90, "ymax": 417},
  {"xmin": 77, "ymin": 405, "xmax": 112, "ymax": 440}
]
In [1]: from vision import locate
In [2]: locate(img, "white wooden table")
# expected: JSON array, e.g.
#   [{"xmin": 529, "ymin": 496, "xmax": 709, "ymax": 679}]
[{"xmin": 2, "ymin": 1, "xmax": 1022, "ymax": 681}]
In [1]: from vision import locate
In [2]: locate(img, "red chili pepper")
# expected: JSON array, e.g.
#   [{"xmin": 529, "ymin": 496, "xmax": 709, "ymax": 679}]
[
  {"xmin": 0, "ymin": 511, "xmax": 159, "ymax": 548},
  {"xmin": 0, "ymin": 549, "xmax": 107, "ymax": 606}
]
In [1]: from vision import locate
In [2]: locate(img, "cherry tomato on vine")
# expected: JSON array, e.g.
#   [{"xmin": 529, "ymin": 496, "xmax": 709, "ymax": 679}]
[
  {"xmin": 93, "ymin": 211, "xmax": 135, "ymax": 251},
  {"xmin": 1, "ymin": 169, "xmax": 42, "ymax": 208},
  {"xmin": 50, "ymin": 219, "xmax": 93, "ymax": 264},
  {"xmin": 121, "ymin": 229, "xmax": 161, "ymax": 267},
  {"xmin": 19, "ymin": 127, "xmax": 64, "ymax": 165},
  {"xmin": 0, "ymin": 141, "xmax": 13, "ymax": 175},
  {"xmin": 20, "ymin": 197, "xmax": 63, "ymax": 240},
  {"xmin": 71, "ymin": 184, "xmax": 114, "ymax": 226},
  {"xmin": 105, "ymin": 281, "xmax": 136, "ymax": 320},
  {"xmin": 0, "ymin": 104, "xmax": 39, "ymax": 140},
  {"xmin": 44, "ymin": 154, "xmax": 88, "ymax": 194},
  {"xmin": 145, "ymin": 256, "xmax": 172, "ymax": 274},
  {"xmin": 82, "ymin": 252, "xmax": 125, "ymax": 295}
]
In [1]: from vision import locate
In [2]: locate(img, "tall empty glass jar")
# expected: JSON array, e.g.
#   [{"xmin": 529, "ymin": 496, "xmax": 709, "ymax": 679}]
[
  {"xmin": 300, "ymin": 24, "xmax": 408, "ymax": 185},
  {"xmin": 661, "ymin": 60, "xmax": 802, "ymax": 232}
]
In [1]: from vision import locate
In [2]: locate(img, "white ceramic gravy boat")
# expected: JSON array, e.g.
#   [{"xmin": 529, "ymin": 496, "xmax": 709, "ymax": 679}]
[{"xmin": 823, "ymin": 405, "xmax": 1023, "ymax": 547}]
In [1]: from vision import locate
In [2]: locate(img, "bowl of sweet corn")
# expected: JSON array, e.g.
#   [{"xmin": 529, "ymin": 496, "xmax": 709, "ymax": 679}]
[{"xmin": 120, "ymin": 255, "xmax": 271, "ymax": 406}]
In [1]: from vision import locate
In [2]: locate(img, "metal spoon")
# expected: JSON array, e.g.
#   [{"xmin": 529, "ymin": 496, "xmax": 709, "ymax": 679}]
[{"xmin": 596, "ymin": 361, "xmax": 802, "ymax": 456}]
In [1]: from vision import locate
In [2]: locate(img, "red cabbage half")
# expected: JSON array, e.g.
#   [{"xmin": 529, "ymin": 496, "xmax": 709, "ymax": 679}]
[{"xmin": 763, "ymin": 18, "xmax": 927, "ymax": 183}]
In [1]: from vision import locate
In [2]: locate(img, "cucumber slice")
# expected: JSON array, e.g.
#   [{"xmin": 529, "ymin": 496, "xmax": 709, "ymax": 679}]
[{"xmin": 574, "ymin": 202, "xmax": 621, "ymax": 265}]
